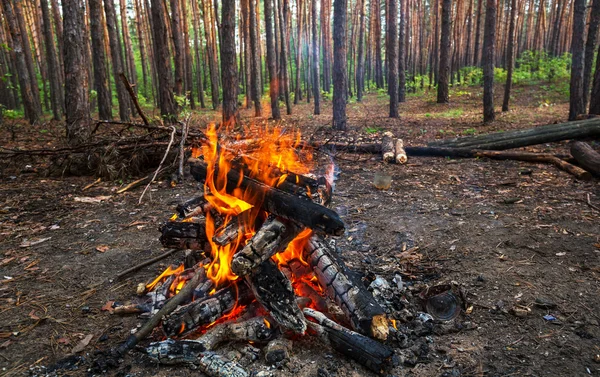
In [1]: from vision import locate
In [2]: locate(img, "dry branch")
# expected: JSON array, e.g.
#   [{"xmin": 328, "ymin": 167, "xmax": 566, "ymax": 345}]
[
  {"xmin": 119, "ymin": 73, "xmax": 150, "ymax": 126},
  {"xmin": 570, "ymin": 141, "xmax": 600, "ymax": 176}
]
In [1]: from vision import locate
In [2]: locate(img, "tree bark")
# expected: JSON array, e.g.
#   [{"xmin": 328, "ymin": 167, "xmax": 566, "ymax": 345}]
[
  {"xmin": 502, "ymin": 0, "xmax": 516, "ymax": 112},
  {"xmin": 181, "ymin": 0, "xmax": 195, "ymax": 109},
  {"xmin": 373, "ymin": 0, "xmax": 383, "ymax": 88},
  {"xmin": 265, "ymin": 0, "xmax": 281, "ymax": 119},
  {"xmin": 249, "ymin": 0, "xmax": 262, "ymax": 116},
  {"xmin": 278, "ymin": 0, "xmax": 292, "ymax": 114},
  {"xmin": 14, "ymin": 0, "xmax": 42, "ymax": 116},
  {"xmin": 1, "ymin": 0, "xmax": 41, "ymax": 124},
  {"xmin": 332, "ymin": 0, "xmax": 348, "ymax": 130},
  {"xmin": 221, "ymin": 0, "xmax": 239, "ymax": 126},
  {"xmin": 473, "ymin": 0, "xmax": 483, "ymax": 66},
  {"xmin": 591, "ymin": 44, "xmax": 600, "ymax": 114},
  {"xmin": 63, "ymin": 0, "xmax": 90, "ymax": 145},
  {"xmin": 40, "ymin": 0, "xmax": 63, "ymax": 120},
  {"xmin": 150, "ymin": 0, "xmax": 177, "ymax": 118},
  {"xmin": 119, "ymin": 0, "xmax": 137, "ymax": 93},
  {"xmin": 569, "ymin": 0, "xmax": 586, "ymax": 121},
  {"xmin": 312, "ymin": 0, "xmax": 321, "ymax": 114},
  {"xmin": 103, "ymin": 0, "xmax": 131, "ymax": 121},
  {"xmin": 88, "ymin": 0, "xmax": 112, "ymax": 120},
  {"xmin": 191, "ymin": 0, "xmax": 206, "ymax": 108},
  {"xmin": 170, "ymin": 0, "xmax": 185, "ymax": 97},
  {"xmin": 482, "ymin": 0, "xmax": 496, "ymax": 122},
  {"xmin": 294, "ymin": 0, "xmax": 304, "ymax": 104},
  {"xmin": 437, "ymin": 0, "xmax": 451, "ymax": 104},
  {"xmin": 321, "ymin": 0, "xmax": 332, "ymax": 92},
  {"xmin": 570, "ymin": 141, "xmax": 600, "ymax": 176},
  {"xmin": 583, "ymin": 0, "xmax": 600, "ymax": 112},
  {"xmin": 398, "ymin": 0, "xmax": 406, "ymax": 102},
  {"xmin": 387, "ymin": 0, "xmax": 399, "ymax": 117}
]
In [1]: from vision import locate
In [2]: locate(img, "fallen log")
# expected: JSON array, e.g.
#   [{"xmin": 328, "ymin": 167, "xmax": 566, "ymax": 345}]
[
  {"xmin": 570, "ymin": 142, "xmax": 600, "ymax": 176},
  {"xmin": 304, "ymin": 308, "xmax": 396, "ymax": 374},
  {"xmin": 189, "ymin": 158, "xmax": 345, "ymax": 235},
  {"xmin": 163, "ymin": 283, "xmax": 253, "ymax": 336},
  {"xmin": 428, "ymin": 117, "xmax": 600, "ymax": 150},
  {"xmin": 231, "ymin": 216, "xmax": 301, "ymax": 276},
  {"xmin": 382, "ymin": 132, "xmax": 395, "ymax": 163},
  {"xmin": 315, "ymin": 142, "xmax": 477, "ymax": 158},
  {"xmin": 306, "ymin": 235, "xmax": 388, "ymax": 340},
  {"xmin": 394, "ymin": 139, "xmax": 407, "ymax": 164},
  {"xmin": 245, "ymin": 259, "xmax": 307, "ymax": 334}
]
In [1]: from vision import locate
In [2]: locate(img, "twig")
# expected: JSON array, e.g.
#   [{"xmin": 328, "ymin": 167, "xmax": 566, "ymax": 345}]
[
  {"xmin": 178, "ymin": 116, "xmax": 190, "ymax": 181},
  {"xmin": 113, "ymin": 267, "xmax": 206, "ymax": 356},
  {"xmin": 112, "ymin": 249, "xmax": 179, "ymax": 282},
  {"xmin": 82, "ymin": 178, "xmax": 101, "ymax": 191},
  {"xmin": 587, "ymin": 193, "xmax": 600, "ymax": 212},
  {"xmin": 138, "ymin": 125, "xmax": 177, "ymax": 204},
  {"xmin": 119, "ymin": 73, "xmax": 151, "ymax": 126}
]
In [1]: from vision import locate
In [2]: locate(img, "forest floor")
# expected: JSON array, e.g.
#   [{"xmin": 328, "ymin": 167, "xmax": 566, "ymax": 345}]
[{"xmin": 1, "ymin": 83, "xmax": 599, "ymax": 377}]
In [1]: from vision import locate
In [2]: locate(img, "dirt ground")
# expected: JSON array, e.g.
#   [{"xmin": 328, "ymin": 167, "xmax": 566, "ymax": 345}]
[{"xmin": 1, "ymin": 84, "xmax": 599, "ymax": 377}]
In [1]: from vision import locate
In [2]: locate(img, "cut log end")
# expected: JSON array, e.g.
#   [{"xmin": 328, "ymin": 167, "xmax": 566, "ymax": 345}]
[
  {"xmin": 394, "ymin": 139, "xmax": 408, "ymax": 164},
  {"xmin": 382, "ymin": 132, "xmax": 395, "ymax": 163}
]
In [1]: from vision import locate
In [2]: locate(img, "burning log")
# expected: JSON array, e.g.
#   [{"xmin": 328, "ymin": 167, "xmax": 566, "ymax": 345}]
[
  {"xmin": 231, "ymin": 216, "xmax": 300, "ymax": 277},
  {"xmin": 306, "ymin": 235, "xmax": 388, "ymax": 341},
  {"xmin": 176, "ymin": 195, "xmax": 212, "ymax": 218},
  {"xmin": 163, "ymin": 283, "xmax": 253, "ymax": 337},
  {"xmin": 382, "ymin": 132, "xmax": 396, "ymax": 163},
  {"xmin": 189, "ymin": 158, "xmax": 345, "ymax": 235},
  {"xmin": 246, "ymin": 259, "xmax": 307, "ymax": 334},
  {"xmin": 213, "ymin": 215, "xmax": 244, "ymax": 246},
  {"xmin": 197, "ymin": 353, "xmax": 249, "ymax": 377},
  {"xmin": 159, "ymin": 221, "xmax": 209, "ymax": 251},
  {"xmin": 304, "ymin": 308, "xmax": 396, "ymax": 374}
]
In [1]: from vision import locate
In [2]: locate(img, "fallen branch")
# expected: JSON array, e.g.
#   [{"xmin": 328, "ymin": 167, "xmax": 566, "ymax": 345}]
[
  {"xmin": 112, "ymin": 249, "xmax": 179, "ymax": 282},
  {"xmin": 570, "ymin": 141, "xmax": 600, "ymax": 176},
  {"xmin": 119, "ymin": 73, "xmax": 151, "ymax": 126},
  {"xmin": 139, "ymin": 125, "xmax": 177, "ymax": 204}
]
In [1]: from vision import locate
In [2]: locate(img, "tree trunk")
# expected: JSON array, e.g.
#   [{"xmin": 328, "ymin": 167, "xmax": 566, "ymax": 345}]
[
  {"xmin": 312, "ymin": 0, "xmax": 321, "ymax": 114},
  {"xmin": 569, "ymin": 0, "xmax": 586, "ymax": 121},
  {"xmin": 321, "ymin": 0, "xmax": 332, "ymax": 92},
  {"xmin": 502, "ymin": 0, "xmax": 516, "ymax": 112},
  {"xmin": 119, "ymin": 0, "xmax": 137, "ymax": 92},
  {"xmin": 398, "ymin": 0, "xmax": 406, "ymax": 102},
  {"xmin": 482, "ymin": 0, "xmax": 496, "ymax": 122},
  {"xmin": 437, "ymin": 0, "xmax": 451, "ymax": 103},
  {"xmin": 170, "ymin": 0, "xmax": 185, "ymax": 97},
  {"xmin": 265, "ymin": 0, "xmax": 281, "ymax": 119},
  {"xmin": 150, "ymin": 0, "xmax": 177, "ymax": 118},
  {"xmin": 356, "ymin": 0, "xmax": 365, "ymax": 102},
  {"xmin": 473, "ymin": 0, "xmax": 483, "ymax": 66},
  {"xmin": 14, "ymin": 0, "xmax": 42, "ymax": 115},
  {"xmin": 181, "ymin": 0, "xmax": 195, "ymax": 109},
  {"xmin": 590, "ymin": 43, "xmax": 600, "ymax": 114},
  {"xmin": 294, "ymin": 0, "xmax": 304, "ymax": 103},
  {"xmin": 278, "ymin": 0, "xmax": 292, "ymax": 114},
  {"xmin": 201, "ymin": 0, "xmax": 220, "ymax": 109},
  {"xmin": 50, "ymin": 0, "xmax": 64, "ymax": 75},
  {"xmin": 583, "ymin": 0, "xmax": 600, "ymax": 111},
  {"xmin": 40, "ymin": 0, "xmax": 63, "ymax": 120},
  {"xmin": 88, "ymin": 0, "xmax": 111, "ymax": 120},
  {"xmin": 191, "ymin": 0, "xmax": 206, "ymax": 108},
  {"xmin": 221, "ymin": 0, "xmax": 239, "ymax": 126},
  {"xmin": 570, "ymin": 141, "xmax": 600, "ymax": 176},
  {"xmin": 134, "ymin": 0, "xmax": 149, "ymax": 98},
  {"xmin": 1, "ymin": 0, "xmax": 41, "ymax": 124},
  {"xmin": 374, "ymin": 0, "xmax": 384, "ymax": 88},
  {"xmin": 103, "ymin": 0, "xmax": 131, "ymax": 121},
  {"xmin": 387, "ymin": 0, "xmax": 398, "ymax": 117},
  {"xmin": 332, "ymin": 0, "xmax": 347, "ymax": 130},
  {"xmin": 249, "ymin": 0, "xmax": 262, "ymax": 116},
  {"xmin": 63, "ymin": 0, "xmax": 90, "ymax": 145}
]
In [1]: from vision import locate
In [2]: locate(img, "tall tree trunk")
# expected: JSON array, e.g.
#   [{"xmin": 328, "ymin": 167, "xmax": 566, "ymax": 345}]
[
  {"xmin": 464, "ymin": 0, "xmax": 474, "ymax": 66},
  {"xmin": 191, "ymin": 0, "xmax": 206, "ymax": 108},
  {"xmin": 332, "ymin": 0, "xmax": 347, "ymax": 130},
  {"xmin": 502, "ymin": 0, "xmax": 516, "ymax": 111},
  {"xmin": 50, "ymin": 0, "xmax": 64, "ymax": 75},
  {"xmin": 221, "ymin": 0, "xmax": 238, "ymax": 126},
  {"xmin": 387, "ymin": 0, "xmax": 399, "ymax": 117},
  {"xmin": 294, "ymin": 0, "xmax": 304, "ymax": 103},
  {"xmin": 40, "ymin": 0, "xmax": 63, "ymax": 120},
  {"xmin": 150, "ymin": 0, "xmax": 177, "ymax": 118},
  {"xmin": 356, "ymin": 0, "xmax": 366, "ymax": 101},
  {"xmin": 473, "ymin": 0, "xmax": 483, "ymax": 66},
  {"xmin": 569, "ymin": 0, "xmax": 586, "ymax": 121},
  {"xmin": 265, "ymin": 0, "xmax": 281, "ymax": 118},
  {"xmin": 321, "ymin": 0, "xmax": 332, "ymax": 91},
  {"xmin": 181, "ymin": 0, "xmax": 195, "ymax": 109},
  {"xmin": 202, "ymin": 0, "xmax": 220, "ymax": 108},
  {"xmin": 1, "ymin": 0, "xmax": 41, "ymax": 123},
  {"xmin": 482, "ymin": 0, "xmax": 496, "ymax": 122},
  {"xmin": 374, "ymin": 0, "xmax": 384, "ymax": 88},
  {"xmin": 437, "ymin": 0, "xmax": 451, "ymax": 103},
  {"xmin": 134, "ymin": 0, "xmax": 149, "ymax": 97},
  {"xmin": 398, "ymin": 0, "xmax": 406, "ymax": 102},
  {"xmin": 170, "ymin": 0, "xmax": 185, "ymax": 97},
  {"xmin": 583, "ymin": 0, "xmax": 600, "ymax": 111},
  {"xmin": 104, "ymin": 0, "xmax": 131, "ymax": 121},
  {"xmin": 278, "ymin": 0, "xmax": 292, "ymax": 114},
  {"xmin": 312, "ymin": 0, "xmax": 321, "ymax": 114},
  {"xmin": 249, "ymin": 0, "xmax": 262, "ymax": 116},
  {"xmin": 88, "ymin": 0, "xmax": 111, "ymax": 120},
  {"xmin": 241, "ymin": 0, "xmax": 252, "ymax": 108},
  {"xmin": 63, "ymin": 0, "xmax": 90, "ymax": 145},
  {"xmin": 590, "ymin": 43, "xmax": 600, "ymax": 114},
  {"xmin": 119, "ymin": 0, "xmax": 137, "ymax": 90}
]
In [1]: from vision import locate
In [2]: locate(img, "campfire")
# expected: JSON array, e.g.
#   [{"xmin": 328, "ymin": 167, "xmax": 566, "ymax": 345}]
[{"xmin": 123, "ymin": 124, "xmax": 396, "ymax": 374}]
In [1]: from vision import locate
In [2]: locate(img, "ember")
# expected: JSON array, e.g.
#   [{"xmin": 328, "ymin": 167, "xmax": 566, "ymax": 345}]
[{"xmin": 142, "ymin": 124, "xmax": 394, "ymax": 374}]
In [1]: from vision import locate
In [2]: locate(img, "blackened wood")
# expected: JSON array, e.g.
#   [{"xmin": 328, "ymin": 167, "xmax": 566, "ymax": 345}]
[
  {"xmin": 189, "ymin": 159, "xmax": 345, "ymax": 235},
  {"xmin": 306, "ymin": 235, "xmax": 388, "ymax": 340},
  {"xmin": 231, "ymin": 216, "xmax": 300, "ymax": 276},
  {"xmin": 213, "ymin": 216, "xmax": 243, "ymax": 246},
  {"xmin": 163, "ymin": 284, "xmax": 252, "ymax": 336},
  {"xmin": 570, "ymin": 142, "xmax": 600, "ymax": 176},
  {"xmin": 304, "ymin": 308, "xmax": 395, "ymax": 374},
  {"xmin": 197, "ymin": 352, "xmax": 249, "ymax": 377},
  {"xmin": 381, "ymin": 132, "xmax": 395, "ymax": 163},
  {"xmin": 246, "ymin": 259, "xmax": 307, "ymax": 334},
  {"xmin": 176, "ymin": 195, "xmax": 212, "ymax": 218},
  {"xmin": 159, "ymin": 221, "xmax": 208, "ymax": 250}
]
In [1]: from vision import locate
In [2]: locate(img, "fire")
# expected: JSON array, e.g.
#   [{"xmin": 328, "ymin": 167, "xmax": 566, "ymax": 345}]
[{"xmin": 145, "ymin": 264, "xmax": 185, "ymax": 292}]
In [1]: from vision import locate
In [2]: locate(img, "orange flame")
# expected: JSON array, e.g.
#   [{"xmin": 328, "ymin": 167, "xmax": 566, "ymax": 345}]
[{"xmin": 146, "ymin": 264, "xmax": 185, "ymax": 291}]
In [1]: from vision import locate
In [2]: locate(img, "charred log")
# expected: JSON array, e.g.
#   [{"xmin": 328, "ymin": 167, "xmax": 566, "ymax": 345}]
[
  {"xmin": 231, "ymin": 216, "xmax": 300, "ymax": 276},
  {"xmin": 306, "ymin": 235, "xmax": 388, "ymax": 340},
  {"xmin": 189, "ymin": 158, "xmax": 344, "ymax": 235},
  {"xmin": 245, "ymin": 259, "xmax": 307, "ymax": 334},
  {"xmin": 213, "ymin": 216, "xmax": 244, "ymax": 246},
  {"xmin": 176, "ymin": 195, "xmax": 213, "ymax": 218},
  {"xmin": 304, "ymin": 308, "xmax": 396, "ymax": 374},
  {"xmin": 570, "ymin": 142, "xmax": 600, "ymax": 176},
  {"xmin": 159, "ymin": 221, "xmax": 209, "ymax": 251},
  {"xmin": 163, "ymin": 284, "xmax": 253, "ymax": 336}
]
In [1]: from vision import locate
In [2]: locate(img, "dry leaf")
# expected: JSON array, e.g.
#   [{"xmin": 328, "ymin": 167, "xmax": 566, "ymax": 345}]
[
  {"xmin": 0, "ymin": 257, "xmax": 15, "ymax": 266},
  {"xmin": 96, "ymin": 245, "xmax": 109, "ymax": 253},
  {"xmin": 101, "ymin": 300, "xmax": 115, "ymax": 313},
  {"xmin": 28, "ymin": 310, "xmax": 40, "ymax": 321},
  {"xmin": 594, "ymin": 243, "xmax": 600, "ymax": 249},
  {"xmin": 71, "ymin": 334, "xmax": 93, "ymax": 353},
  {"xmin": 57, "ymin": 337, "xmax": 70, "ymax": 345},
  {"xmin": 19, "ymin": 237, "xmax": 51, "ymax": 248}
]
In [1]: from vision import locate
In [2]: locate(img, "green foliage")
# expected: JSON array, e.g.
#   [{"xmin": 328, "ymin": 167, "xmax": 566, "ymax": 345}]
[
  {"xmin": 463, "ymin": 128, "xmax": 476, "ymax": 135},
  {"xmin": 364, "ymin": 126, "xmax": 382, "ymax": 134},
  {"xmin": 321, "ymin": 90, "xmax": 332, "ymax": 101},
  {"xmin": 442, "ymin": 109, "xmax": 464, "ymax": 117},
  {"xmin": 4, "ymin": 109, "xmax": 23, "ymax": 119}
]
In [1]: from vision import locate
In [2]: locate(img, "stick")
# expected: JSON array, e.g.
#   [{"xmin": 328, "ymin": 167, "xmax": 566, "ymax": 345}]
[
  {"xmin": 112, "ymin": 249, "xmax": 179, "ymax": 282},
  {"xmin": 114, "ymin": 267, "xmax": 206, "ymax": 356},
  {"xmin": 139, "ymin": 125, "xmax": 177, "ymax": 204},
  {"xmin": 587, "ymin": 193, "xmax": 600, "ymax": 211},
  {"xmin": 178, "ymin": 117, "xmax": 190, "ymax": 181},
  {"xmin": 119, "ymin": 73, "xmax": 150, "ymax": 126},
  {"xmin": 82, "ymin": 178, "xmax": 101, "ymax": 191}
]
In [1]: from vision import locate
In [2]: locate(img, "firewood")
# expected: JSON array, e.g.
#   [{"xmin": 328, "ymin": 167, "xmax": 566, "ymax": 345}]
[
  {"xmin": 163, "ymin": 283, "xmax": 253, "ymax": 337},
  {"xmin": 570, "ymin": 141, "xmax": 600, "ymax": 176},
  {"xmin": 213, "ymin": 215, "xmax": 244, "ymax": 246},
  {"xmin": 394, "ymin": 139, "xmax": 407, "ymax": 164},
  {"xmin": 231, "ymin": 216, "xmax": 300, "ymax": 277},
  {"xmin": 112, "ymin": 303, "xmax": 151, "ymax": 315},
  {"xmin": 304, "ymin": 308, "xmax": 396, "ymax": 374},
  {"xmin": 197, "ymin": 352, "xmax": 249, "ymax": 377},
  {"xmin": 381, "ymin": 131, "xmax": 395, "ymax": 163},
  {"xmin": 189, "ymin": 158, "xmax": 345, "ymax": 235},
  {"xmin": 306, "ymin": 235, "xmax": 388, "ymax": 340},
  {"xmin": 264, "ymin": 339, "xmax": 292, "ymax": 364},
  {"xmin": 159, "ymin": 221, "xmax": 210, "ymax": 251},
  {"xmin": 245, "ymin": 259, "xmax": 307, "ymax": 334},
  {"xmin": 176, "ymin": 195, "xmax": 213, "ymax": 218}
]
